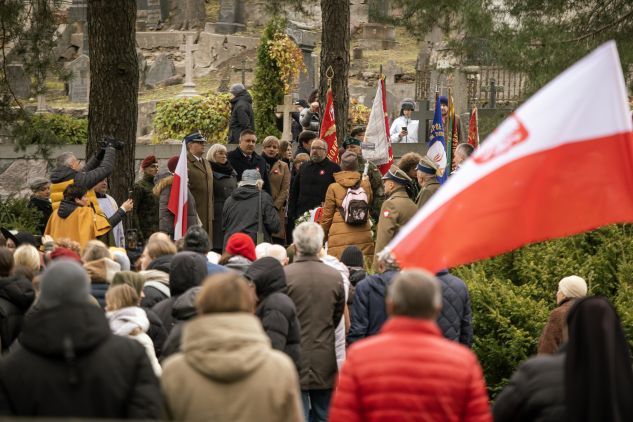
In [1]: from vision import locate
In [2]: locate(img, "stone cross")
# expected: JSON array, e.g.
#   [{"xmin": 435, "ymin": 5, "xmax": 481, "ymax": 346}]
[
  {"xmin": 276, "ymin": 94, "xmax": 294, "ymax": 142},
  {"xmin": 68, "ymin": 54, "xmax": 90, "ymax": 103},
  {"xmin": 177, "ymin": 35, "xmax": 200, "ymax": 98},
  {"xmin": 35, "ymin": 94, "xmax": 48, "ymax": 114},
  {"xmin": 411, "ymin": 100, "xmax": 436, "ymax": 143},
  {"xmin": 481, "ymin": 78, "xmax": 504, "ymax": 109},
  {"xmin": 233, "ymin": 59, "xmax": 253, "ymax": 86}
]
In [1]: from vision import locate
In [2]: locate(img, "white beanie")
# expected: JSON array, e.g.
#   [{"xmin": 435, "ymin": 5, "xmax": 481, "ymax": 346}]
[{"xmin": 558, "ymin": 275, "xmax": 588, "ymax": 298}]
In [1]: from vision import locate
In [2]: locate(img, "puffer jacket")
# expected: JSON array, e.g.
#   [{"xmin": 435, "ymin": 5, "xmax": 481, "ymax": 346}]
[
  {"xmin": 320, "ymin": 171, "xmax": 374, "ymax": 260},
  {"xmin": 245, "ymin": 257, "xmax": 301, "ymax": 370},
  {"xmin": 161, "ymin": 313, "xmax": 303, "ymax": 422},
  {"xmin": 0, "ymin": 275, "xmax": 36, "ymax": 353},
  {"xmin": 228, "ymin": 91, "xmax": 255, "ymax": 144},
  {"xmin": 153, "ymin": 173, "xmax": 199, "ymax": 237},
  {"xmin": 346, "ymin": 270, "xmax": 398, "ymax": 345},
  {"xmin": 437, "ymin": 270, "xmax": 473, "ymax": 347},
  {"xmin": 222, "ymin": 185, "xmax": 280, "ymax": 248},
  {"xmin": 161, "ymin": 286, "xmax": 200, "ymax": 359}
]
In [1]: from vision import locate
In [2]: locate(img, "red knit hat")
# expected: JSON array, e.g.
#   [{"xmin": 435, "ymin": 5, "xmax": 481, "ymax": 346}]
[
  {"xmin": 225, "ymin": 233, "xmax": 256, "ymax": 262},
  {"xmin": 167, "ymin": 156, "xmax": 179, "ymax": 173},
  {"xmin": 49, "ymin": 247, "xmax": 82, "ymax": 263},
  {"xmin": 140, "ymin": 154, "xmax": 157, "ymax": 169}
]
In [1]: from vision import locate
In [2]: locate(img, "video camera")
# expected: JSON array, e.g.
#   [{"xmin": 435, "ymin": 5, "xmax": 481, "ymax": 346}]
[{"xmin": 99, "ymin": 135, "xmax": 125, "ymax": 151}]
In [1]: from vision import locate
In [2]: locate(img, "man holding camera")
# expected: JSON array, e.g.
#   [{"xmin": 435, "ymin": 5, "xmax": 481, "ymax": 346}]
[{"xmin": 390, "ymin": 99, "xmax": 420, "ymax": 143}]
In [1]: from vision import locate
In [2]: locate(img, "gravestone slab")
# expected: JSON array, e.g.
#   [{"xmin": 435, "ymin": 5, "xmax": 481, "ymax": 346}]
[
  {"xmin": 208, "ymin": 0, "xmax": 245, "ymax": 34},
  {"xmin": 6, "ymin": 64, "xmax": 31, "ymax": 99},
  {"xmin": 359, "ymin": 23, "xmax": 396, "ymax": 50},
  {"xmin": 145, "ymin": 53, "xmax": 175, "ymax": 87},
  {"xmin": 194, "ymin": 32, "xmax": 258, "ymax": 76},
  {"xmin": 286, "ymin": 27, "xmax": 317, "ymax": 100},
  {"xmin": 68, "ymin": 54, "xmax": 90, "ymax": 103}
]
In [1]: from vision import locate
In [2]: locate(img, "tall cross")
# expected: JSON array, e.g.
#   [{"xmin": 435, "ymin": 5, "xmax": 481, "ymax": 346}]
[
  {"xmin": 234, "ymin": 59, "xmax": 253, "ymax": 86},
  {"xmin": 411, "ymin": 100, "xmax": 436, "ymax": 143},
  {"xmin": 276, "ymin": 94, "xmax": 294, "ymax": 142},
  {"xmin": 177, "ymin": 35, "xmax": 200, "ymax": 98}
]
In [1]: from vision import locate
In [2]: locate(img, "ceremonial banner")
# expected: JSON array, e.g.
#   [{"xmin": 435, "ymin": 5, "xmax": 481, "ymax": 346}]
[
  {"xmin": 428, "ymin": 97, "xmax": 448, "ymax": 184},
  {"xmin": 387, "ymin": 41, "xmax": 633, "ymax": 273},
  {"xmin": 167, "ymin": 140, "xmax": 189, "ymax": 240},
  {"xmin": 468, "ymin": 107, "xmax": 480, "ymax": 148},
  {"xmin": 364, "ymin": 77, "xmax": 393, "ymax": 174},
  {"xmin": 320, "ymin": 88, "xmax": 339, "ymax": 164},
  {"xmin": 448, "ymin": 93, "xmax": 459, "ymax": 173}
]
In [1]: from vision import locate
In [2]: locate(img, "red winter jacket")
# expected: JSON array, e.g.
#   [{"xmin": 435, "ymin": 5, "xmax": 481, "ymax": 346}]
[{"xmin": 329, "ymin": 317, "xmax": 491, "ymax": 422}]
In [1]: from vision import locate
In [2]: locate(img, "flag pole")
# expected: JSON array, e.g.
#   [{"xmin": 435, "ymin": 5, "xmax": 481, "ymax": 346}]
[{"xmin": 446, "ymin": 88, "xmax": 453, "ymax": 177}]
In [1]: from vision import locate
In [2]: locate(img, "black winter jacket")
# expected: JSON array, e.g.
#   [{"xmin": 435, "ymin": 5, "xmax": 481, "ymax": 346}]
[
  {"xmin": 160, "ymin": 286, "xmax": 200, "ymax": 360},
  {"xmin": 222, "ymin": 185, "xmax": 280, "ymax": 248},
  {"xmin": 346, "ymin": 270, "xmax": 398, "ymax": 345},
  {"xmin": 0, "ymin": 303, "xmax": 161, "ymax": 419},
  {"xmin": 0, "ymin": 275, "xmax": 35, "ymax": 353},
  {"xmin": 288, "ymin": 158, "xmax": 341, "ymax": 219},
  {"xmin": 28, "ymin": 196, "xmax": 52, "ymax": 234},
  {"xmin": 436, "ymin": 270, "xmax": 473, "ymax": 347},
  {"xmin": 228, "ymin": 91, "xmax": 255, "ymax": 144},
  {"xmin": 145, "ymin": 308, "xmax": 167, "ymax": 359},
  {"xmin": 245, "ymin": 257, "xmax": 301, "ymax": 370},
  {"xmin": 493, "ymin": 350, "xmax": 566, "ymax": 421},
  {"xmin": 227, "ymin": 148, "xmax": 271, "ymax": 194},
  {"xmin": 49, "ymin": 147, "xmax": 116, "ymax": 190}
]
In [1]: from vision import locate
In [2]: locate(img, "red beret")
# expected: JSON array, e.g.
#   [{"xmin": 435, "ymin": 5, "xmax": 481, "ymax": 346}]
[
  {"xmin": 226, "ymin": 233, "xmax": 256, "ymax": 262},
  {"xmin": 167, "ymin": 156, "xmax": 179, "ymax": 173},
  {"xmin": 140, "ymin": 155, "xmax": 157, "ymax": 169},
  {"xmin": 49, "ymin": 247, "xmax": 82, "ymax": 263}
]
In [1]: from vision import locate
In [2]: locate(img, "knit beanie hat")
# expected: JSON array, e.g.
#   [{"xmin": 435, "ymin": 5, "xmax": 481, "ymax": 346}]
[
  {"xmin": 167, "ymin": 156, "xmax": 179, "ymax": 173},
  {"xmin": 558, "ymin": 275, "xmax": 588, "ymax": 298},
  {"xmin": 112, "ymin": 271, "xmax": 145, "ymax": 296},
  {"xmin": 226, "ymin": 233, "xmax": 256, "ymax": 262},
  {"xmin": 184, "ymin": 225, "xmax": 210, "ymax": 254},
  {"xmin": 240, "ymin": 169, "xmax": 261, "ymax": 186},
  {"xmin": 39, "ymin": 260, "xmax": 91, "ymax": 308},
  {"xmin": 140, "ymin": 154, "xmax": 157, "ymax": 169},
  {"xmin": 230, "ymin": 83, "xmax": 246, "ymax": 96},
  {"xmin": 340, "ymin": 245, "xmax": 364, "ymax": 268}
]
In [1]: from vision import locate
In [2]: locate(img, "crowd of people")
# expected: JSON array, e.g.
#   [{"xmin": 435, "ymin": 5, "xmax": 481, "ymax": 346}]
[{"xmin": 0, "ymin": 89, "xmax": 630, "ymax": 421}]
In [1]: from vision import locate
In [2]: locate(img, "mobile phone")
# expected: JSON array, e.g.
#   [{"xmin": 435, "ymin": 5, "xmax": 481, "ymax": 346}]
[{"xmin": 402, "ymin": 126, "xmax": 408, "ymax": 132}]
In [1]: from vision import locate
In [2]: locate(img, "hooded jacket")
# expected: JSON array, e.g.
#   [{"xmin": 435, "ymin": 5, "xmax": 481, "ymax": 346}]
[
  {"xmin": 161, "ymin": 313, "xmax": 303, "ymax": 422},
  {"xmin": 161, "ymin": 286, "xmax": 200, "ymax": 359},
  {"xmin": 140, "ymin": 269, "xmax": 171, "ymax": 309},
  {"xmin": 245, "ymin": 257, "xmax": 301, "ymax": 370},
  {"xmin": 222, "ymin": 185, "xmax": 280, "ymax": 248},
  {"xmin": 49, "ymin": 147, "xmax": 116, "ymax": 191},
  {"xmin": 0, "ymin": 303, "xmax": 161, "ymax": 418},
  {"xmin": 347, "ymin": 269, "xmax": 398, "ymax": 345},
  {"xmin": 228, "ymin": 91, "xmax": 255, "ymax": 144},
  {"xmin": 0, "ymin": 275, "xmax": 36, "ymax": 353},
  {"xmin": 153, "ymin": 173, "xmax": 200, "ymax": 237}
]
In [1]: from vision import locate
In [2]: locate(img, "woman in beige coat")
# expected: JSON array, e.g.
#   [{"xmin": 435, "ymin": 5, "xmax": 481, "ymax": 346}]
[
  {"xmin": 321, "ymin": 151, "xmax": 374, "ymax": 260},
  {"xmin": 161, "ymin": 272, "xmax": 303, "ymax": 422},
  {"xmin": 262, "ymin": 136, "xmax": 290, "ymax": 244}
]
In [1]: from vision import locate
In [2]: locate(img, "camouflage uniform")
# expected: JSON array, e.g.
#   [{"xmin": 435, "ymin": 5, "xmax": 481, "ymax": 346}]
[{"xmin": 131, "ymin": 173, "xmax": 159, "ymax": 241}]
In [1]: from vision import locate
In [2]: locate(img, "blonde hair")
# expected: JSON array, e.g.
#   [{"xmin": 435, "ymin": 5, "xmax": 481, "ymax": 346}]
[
  {"xmin": 196, "ymin": 273, "xmax": 255, "ymax": 315},
  {"xmin": 106, "ymin": 284, "xmax": 139, "ymax": 311},
  {"xmin": 82, "ymin": 240, "xmax": 111, "ymax": 263},
  {"xmin": 145, "ymin": 234, "xmax": 177, "ymax": 260},
  {"xmin": 262, "ymin": 136, "xmax": 280, "ymax": 148},
  {"xmin": 13, "ymin": 244, "xmax": 40, "ymax": 272},
  {"xmin": 55, "ymin": 238, "xmax": 81, "ymax": 255},
  {"xmin": 206, "ymin": 143, "xmax": 228, "ymax": 162}
]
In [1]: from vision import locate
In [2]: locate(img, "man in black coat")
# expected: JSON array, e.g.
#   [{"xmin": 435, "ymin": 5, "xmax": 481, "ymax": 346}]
[
  {"xmin": 0, "ymin": 260, "xmax": 161, "ymax": 419},
  {"xmin": 227, "ymin": 129, "xmax": 271, "ymax": 194},
  {"xmin": 27, "ymin": 177, "xmax": 52, "ymax": 234},
  {"xmin": 228, "ymin": 83, "xmax": 255, "ymax": 144},
  {"xmin": 245, "ymin": 256, "xmax": 301, "ymax": 370},
  {"xmin": 288, "ymin": 139, "xmax": 341, "ymax": 220},
  {"xmin": 436, "ymin": 269, "xmax": 473, "ymax": 347}
]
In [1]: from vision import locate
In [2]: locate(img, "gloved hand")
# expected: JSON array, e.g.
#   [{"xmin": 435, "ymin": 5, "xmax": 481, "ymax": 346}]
[{"xmin": 100, "ymin": 136, "xmax": 125, "ymax": 151}]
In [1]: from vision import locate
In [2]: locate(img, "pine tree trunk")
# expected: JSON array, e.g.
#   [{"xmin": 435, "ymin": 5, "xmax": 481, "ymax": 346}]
[
  {"xmin": 319, "ymin": 0, "xmax": 350, "ymax": 145},
  {"xmin": 86, "ymin": 0, "xmax": 138, "ymax": 204}
]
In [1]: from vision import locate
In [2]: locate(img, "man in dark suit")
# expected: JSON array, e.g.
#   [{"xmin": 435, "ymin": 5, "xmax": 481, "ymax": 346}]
[{"xmin": 227, "ymin": 129, "xmax": 271, "ymax": 194}]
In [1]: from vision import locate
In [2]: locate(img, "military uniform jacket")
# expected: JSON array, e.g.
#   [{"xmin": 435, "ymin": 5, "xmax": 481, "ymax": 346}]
[
  {"xmin": 416, "ymin": 179, "xmax": 441, "ymax": 209},
  {"xmin": 373, "ymin": 187, "xmax": 418, "ymax": 268},
  {"xmin": 131, "ymin": 174, "xmax": 159, "ymax": 241},
  {"xmin": 187, "ymin": 152, "xmax": 213, "ymax": 237}
]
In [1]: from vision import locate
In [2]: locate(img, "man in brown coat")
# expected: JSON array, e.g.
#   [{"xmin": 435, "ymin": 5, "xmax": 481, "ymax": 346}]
[
  {"xmin": 416, "ymin": 156, "xmax": 441, "ymax": 209},
  {"xmin": 185, "ymin": 132, "xmax": 213, "ymax": 237},
  {"xmin": 285, "ymin": 222, "xmax": 345, "ymax": 422},
  {"xmin": 538, "ymin": 275, "xmax": 587, "ymax": 354}
]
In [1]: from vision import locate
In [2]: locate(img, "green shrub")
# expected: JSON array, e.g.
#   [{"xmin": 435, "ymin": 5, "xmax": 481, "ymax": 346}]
[
  {"xmin": 153, "ymin": 94, "xmax": 232, "ymax": 144},
  {"xmin": 0, "ymin": 195, "xmax": 42, "ymax": 233},
  {"xmin": 13, "ymin": 113, "xmax": 87, "ymax": 146}
]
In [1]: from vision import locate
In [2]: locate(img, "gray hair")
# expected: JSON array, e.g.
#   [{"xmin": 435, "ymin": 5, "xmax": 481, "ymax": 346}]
[
  {"xmin": 267, "ymin": 244, "xmax": 288, "ymax": 264},
  {"xmin": 377, "ymin": 249, "xmax": 400, "ymax": 271},
  {"xmin": 206, "ymin": 143, "xmax": 227, "ymax": 162},
  {"xmin": 387, "ymin": 269, "xmax": 442, "ymax": 319},
  {"xmin": 293, "ymin": 222, "xmax": 324, "ymax": 256},
  {"xmin": 262, "ymin": 136, "xmax": 280, "ymax": 148},
  {"xmin": 56, "ymin": 152, "xmax": 76, "ymax": 168}
]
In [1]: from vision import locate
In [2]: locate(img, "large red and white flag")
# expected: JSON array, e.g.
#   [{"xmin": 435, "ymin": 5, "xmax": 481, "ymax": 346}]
[
  {"xmin": 386, "ymin": 41, "xmax": 633, "ymax": 273},
  {"xmin": 167, "ymin": 141, "xmax": 189, "ymax": 240},
  {"xmin": 363, "ymin": 77, "xmax": 393, "ymax": 174},
  {"xmin": 320, "ymin": 88, "xmax": 339, "ymax": 163}
]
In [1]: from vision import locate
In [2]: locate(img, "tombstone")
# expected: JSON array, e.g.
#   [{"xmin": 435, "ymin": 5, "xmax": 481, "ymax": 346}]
[
  {"xmin": 286, "ymin": 27, "xmax": 318, "ymax": 100},
  {"xmin": 411, "ymin": 100, "xmax": 436, "ymax": 143},
  {"xmin": 35, "ymin": 94, "xmax": 48, "ymax": 114},
  {"xmin": 233, "ymin": 59, "xmax": 253, "ymax": 86},
  {"xmin": 276, "ymin": 94, "xmax": 294, "ymax": 142},
  {"xmin": 208, "ymin": 0, "xmax": 246, "ymax": 34},
  {"xmin": 383, "ymin": 60, "xmax": 401, "ymax": 86},
  {"xmin": 68, "ymin": 0, "xmax": 88, "ymax": 54},
  {"xmin": 68, "ymin": 54, "xmax": 90, "ymax": 103},
  {"xmin": 6, "ymin": 64, "xmax": 31, "ymax": 99},
  {"xmin": 145, "ymin": 53, "xmax": 175, "ymax": 87},
  {"xmin": 177, "ymin": 36, "xmax": 200, "ymax": 98},
  {"xmin": 359, "ymin": 0, "xmax": 395, "ymax": 50},
  {"xmin": 136, "ymin": 0, "xmax": 161, "ymax": 30}
]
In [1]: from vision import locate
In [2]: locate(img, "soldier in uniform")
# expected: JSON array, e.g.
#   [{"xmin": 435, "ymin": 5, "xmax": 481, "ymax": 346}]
[
  {"xmin": 373, "ymin": 165, "xmax": 418, "ymax": 270},
  {"xmin": 343, "ymin": 127, "xmax": 385, "ymax": 221},
  {"xmin": 131, "ymin": 155, "xmax": 160, "ymax": 242},
  {"xmin": 415, "ymin": 156, "xmax": 441, "ymax": 209},
  {"xmin": 185, "ymin": 132, "xmax": 214, "ymax": 238}
]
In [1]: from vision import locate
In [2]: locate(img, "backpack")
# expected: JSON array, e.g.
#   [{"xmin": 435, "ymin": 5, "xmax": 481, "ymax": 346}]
[{"xmin": 339, "ymin": 181, "xmax": 369, "ymax": 225}]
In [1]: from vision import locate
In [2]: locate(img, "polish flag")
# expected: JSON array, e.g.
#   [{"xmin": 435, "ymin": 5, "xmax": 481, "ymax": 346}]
[
  {"xmin": 364, "ymin": 77, "xmax": 394, "ymax": 174},
  {"xmin": 320, "ymin": 88, "xmax": 339, "ymax": 164},
  {"xmin": 467, "ymin": 107, "xmax": 479, "ymax": 148},
  {"xmin": 386, "ymin": 41, "xmax": 633, "ymax": 273},
  {"xmin": 167, "ymin": 140, "xmax": 189, "ymax": 240}
]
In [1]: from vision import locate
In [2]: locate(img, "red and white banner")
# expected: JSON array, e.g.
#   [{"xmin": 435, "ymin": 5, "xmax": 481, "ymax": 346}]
[
  {"xmin": 364, "ymin": 77, "xmax": 393, "ymax": 174},
  {"xmin": 167, "ymin": 141, "xmax": 189, "ymax": 240},
  {"xmin": 386, "ymin": 41, "xmax": 633, "ymax": 273},
  {"xmin": 320, "ymin": 88, "xmax": 339, "ymax": 164},
  {"xmin": 467, "ymin": 107, "xmax": 479, "ymax": 148}
]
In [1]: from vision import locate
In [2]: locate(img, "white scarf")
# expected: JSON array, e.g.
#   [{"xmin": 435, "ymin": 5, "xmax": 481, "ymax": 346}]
[{"xmin": 97, "ymin": 194, "xmax": 125, "ymax": 248}]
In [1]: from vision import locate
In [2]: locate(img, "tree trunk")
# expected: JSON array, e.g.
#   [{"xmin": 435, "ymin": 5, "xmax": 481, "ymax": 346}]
[
  {"xmin": 319, "ymin": 0, "xmax": 350, "ymax": 145},
  {"xmin": 87, "ymin": 0, "xmax": 138, "ymax": 204}
]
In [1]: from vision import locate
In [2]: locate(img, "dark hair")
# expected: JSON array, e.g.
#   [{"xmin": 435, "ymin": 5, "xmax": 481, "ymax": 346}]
[
  {"xmin": 63, "ymin": 184, "xmax": 87, "ymax": 202},
  {"xmin": 457, "ymin": 143, "xmax": 475, "ymax": 157},
  {"xmin": 298, "ymin": 130, "xmax": 318, "ymax": 146},
  {"xmin": 0, "ymin": 247, "xmax": 14, "ymax": 277},
  {"xmin": 350, "ymin": 126, "xmax": 366, "ymax": 138},
  {"xmin": 397, "ymin": 152, "xmax": 423, "ymax": 175},
  {"xmin": 183, "ymin": 225, "xmax": 210, "ymax": 255},
  {"xmin": 239, "ymin": 129, "xmax": 256, "ymax": 139},
  {"xmin": 308, "ymin": 89, "xmax": 319, "ymax": 104}
]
